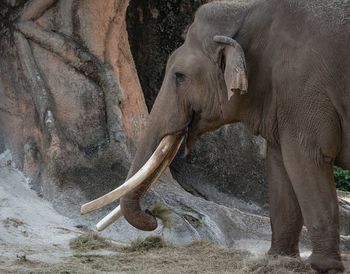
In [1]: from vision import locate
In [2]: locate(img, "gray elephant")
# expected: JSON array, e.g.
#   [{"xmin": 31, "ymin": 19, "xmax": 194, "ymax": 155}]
[{"xmin": 83, "ymin": 0, "xmax": 350, "ymax": 272}]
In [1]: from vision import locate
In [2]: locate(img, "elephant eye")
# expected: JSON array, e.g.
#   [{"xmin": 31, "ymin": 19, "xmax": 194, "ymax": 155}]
[{"xmin": 175, "ymin": 72, "xmax": 185, "ymax": 86}]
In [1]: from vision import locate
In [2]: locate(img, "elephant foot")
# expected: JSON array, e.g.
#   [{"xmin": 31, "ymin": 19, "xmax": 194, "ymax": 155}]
[
  {"xmin": 268, "ymin": 243, "xmax": 300, "ymax": 257},
  {"xmin": 267, "ymin": 239, "xmax": 299, "ymax": 257},
  {"xmin": 307, "ymin": 254, "xmax": 344, "ymax": 273}
]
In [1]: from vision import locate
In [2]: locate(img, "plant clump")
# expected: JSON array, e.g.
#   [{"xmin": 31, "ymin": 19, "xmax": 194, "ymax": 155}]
[
  {"xmin": 150, "ymin": 202, "xmax": 173, "ymax": 229},
  {"xmin": 69, "ymin": 232, "xmax": 113, "ymax": 252},
  {"xmin": 124, "ymin": 236, "xmax": 168, "ymax": 252},
  {"xmin": 334, "ymin": 166, "xmax": 350, "ymax": 192}
]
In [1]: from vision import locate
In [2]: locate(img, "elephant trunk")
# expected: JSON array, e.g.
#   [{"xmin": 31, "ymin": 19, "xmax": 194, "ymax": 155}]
[
  {"xmin": 120, "ymin": 131, "xmax": 184, "ymax": 231},
  {"xmin": 80, "ymin": 84, "xmax": 188, "ymax": 231}
]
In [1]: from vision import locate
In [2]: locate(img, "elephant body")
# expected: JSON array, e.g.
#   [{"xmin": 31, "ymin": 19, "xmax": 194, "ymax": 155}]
[
  {"xmin": 237, "ymin": 0, "xmax": 350, "ymax": 169},
  {"xmin": 118, "ymin": 0, "xmax": 349, "ymax": 272}
]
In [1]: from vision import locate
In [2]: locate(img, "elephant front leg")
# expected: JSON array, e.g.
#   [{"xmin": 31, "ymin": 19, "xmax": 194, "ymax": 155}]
[
  {"xmin": 267, "ymin": 143, "xmax": 303, "ymax": 257},
  {"xmin": 280, "ymin": 135, "xmax": 344, "ymax": 273}
]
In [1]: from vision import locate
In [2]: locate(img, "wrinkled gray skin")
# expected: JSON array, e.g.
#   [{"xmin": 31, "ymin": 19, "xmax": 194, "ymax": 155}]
[{"xmin": 120, "ymin": 0, "xmax": 350, "ymax": 272}]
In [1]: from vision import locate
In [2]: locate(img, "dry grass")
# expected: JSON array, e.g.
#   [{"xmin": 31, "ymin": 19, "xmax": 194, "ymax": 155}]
[
  {"xmin": 4, "ymin": 236, "xmax": 350, "ymax": 274},
  {"xmin": 69, "ymin": 232, "xmax": 113, "ymax": 252},
  {"xmin": 245, "ymin": 255, "xmax": 313, "ymax": 274},
  {"xmin": 150, "ymin": 202, "xmax": 173, "ymax": 229},
  {"xmin": 123, "ymin": 236, "xmax": 168, "ymax": 252}
]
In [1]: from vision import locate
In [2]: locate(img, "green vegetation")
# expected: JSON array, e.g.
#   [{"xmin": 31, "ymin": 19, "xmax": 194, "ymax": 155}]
[
  {"xmin": 182, "ymin": 213, "xmax": 203, "ymax": 228},
  {"xmin": 334, "ymin": 166, "xmax": 350, "ymax": 192},
  {"xmin": 182, "ymin": 207, "xmax": 203, "ymax": 228},
  {"xmin": 172, "ymin": 206, "xmax": 204, "ymax": 228}
]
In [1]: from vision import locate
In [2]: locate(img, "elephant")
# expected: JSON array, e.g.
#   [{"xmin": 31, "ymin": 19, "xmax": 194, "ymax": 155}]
[{"xmin": 82, "ymin": 0, "xmax": 350, "ymax": 272}]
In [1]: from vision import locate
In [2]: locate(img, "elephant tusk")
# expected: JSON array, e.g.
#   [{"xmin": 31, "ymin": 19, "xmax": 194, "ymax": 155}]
[
  {"xmin": 80, "ymin": 135, "xmax": 180, "ymax": 215},
  {"xmin": 95, "ymin": 135, "xmax": 184, "ymax": 231},
  {"xmin": 135, "ymin": 134, "xmax": 184, "ymax": 194},
  {"xmin": 96, "ymin": 205, "xmax": 123, "ymax": 231}
]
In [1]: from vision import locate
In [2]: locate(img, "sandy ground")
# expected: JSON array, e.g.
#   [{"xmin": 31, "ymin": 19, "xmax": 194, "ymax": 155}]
[
  {"xmin": 0, "ymin": 153, "xmax": 349, "ymax": 274},
  {"xmin": 1, "ymin": 235, "xmax": 317, "ymax": 274}
]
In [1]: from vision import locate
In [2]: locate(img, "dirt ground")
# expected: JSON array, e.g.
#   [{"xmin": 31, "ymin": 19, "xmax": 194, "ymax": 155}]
[
  {"xmin": 1, "ymin": 233, "xmax": 350, "ymax": 274},
  {"xmin": 0, "ymin": 234, "xmax": 314, "ymax": 274}
]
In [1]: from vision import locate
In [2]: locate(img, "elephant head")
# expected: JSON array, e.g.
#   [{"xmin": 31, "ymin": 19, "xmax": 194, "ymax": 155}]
[
  {"xmin": 118, "ymin": 2, "xmax": 252, "ymax": 231},
  {"xmin": 81, "ymin": 2, "xmax": 253, "ymax": 231}
]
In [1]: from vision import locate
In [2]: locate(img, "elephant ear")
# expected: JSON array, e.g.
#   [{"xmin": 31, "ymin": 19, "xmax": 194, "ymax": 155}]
[{"xmin": 214, "ymin": 35, "xmax": 248, "ymax": 100}]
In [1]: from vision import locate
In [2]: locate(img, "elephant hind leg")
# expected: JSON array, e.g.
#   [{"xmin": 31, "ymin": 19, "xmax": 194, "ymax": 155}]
[
  {"xmin": 280, "ymin": 134, "xmax": 344, "ymax": 273},
  {"xmin": 267, "ymin": 143, "xmax": 303, "ymax": 257}
]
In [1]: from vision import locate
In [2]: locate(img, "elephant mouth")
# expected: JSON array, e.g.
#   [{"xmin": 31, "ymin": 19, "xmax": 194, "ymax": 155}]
[{"xmin": 80, "ymin": 133, "xmax": 185, "ymax": 231}]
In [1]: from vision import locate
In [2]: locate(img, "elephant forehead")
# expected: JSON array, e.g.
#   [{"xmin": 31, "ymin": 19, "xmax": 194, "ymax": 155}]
[{"xmin": 169, "ymin": 46, "xmax": 212, "ymax": 75}]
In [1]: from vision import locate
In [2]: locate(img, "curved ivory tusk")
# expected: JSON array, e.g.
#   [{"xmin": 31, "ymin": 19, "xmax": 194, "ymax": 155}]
[
  {"xmin": 80, "ymin": 135, "xmax": 180, "ymax": 215},
  {"xmin": 95, "ymin": 136, "xmax": 184, "ymax": 231},
  {"xmin": 96, "ymin": 205, "xmax": 122, "ymax": 231},
  {"xmin": 146, "ymin": 135, "xmax": 184, "ymax": 190}
]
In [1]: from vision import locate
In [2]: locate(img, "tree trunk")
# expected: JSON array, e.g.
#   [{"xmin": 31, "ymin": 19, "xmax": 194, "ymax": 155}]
[{"xmin": 0, "ymin": 0, "xmax": 148, "ymax": 199}]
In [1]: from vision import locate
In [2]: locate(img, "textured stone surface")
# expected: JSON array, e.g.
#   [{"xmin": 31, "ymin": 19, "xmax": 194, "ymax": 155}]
[
  {"xmin": 172, "ymin": 124, "xmax": 267, "ymax": 209},
  {"xmin": 0, "ymin": 164, "xmax": 78, "ymax": 264},
  {"xmin": 338, "ymin": 192, "xmax": 350, "ymax": 236}
]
